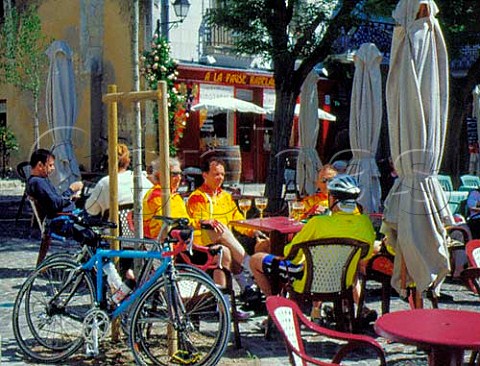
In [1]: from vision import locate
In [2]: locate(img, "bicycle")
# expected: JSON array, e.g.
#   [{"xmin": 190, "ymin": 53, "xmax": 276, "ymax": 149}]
[{"xmin": 12, "ymin": 215, "xmax": 230, "ymax": 365}]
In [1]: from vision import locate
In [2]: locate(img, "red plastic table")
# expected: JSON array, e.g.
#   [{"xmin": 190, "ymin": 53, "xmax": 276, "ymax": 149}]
[
  {"xmin": 230, "ymin": 216, "xmax": 303, "ymax": 255},
  {"xmin": 375, "ymin": 309, "xmax": 480, "ymax": 366}
]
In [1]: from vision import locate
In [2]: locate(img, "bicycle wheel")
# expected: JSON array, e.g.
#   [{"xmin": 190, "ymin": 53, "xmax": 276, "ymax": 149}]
[
  {"xmin": 12, "ymin": 259, "xmax": 96, "ymax": 363},
  {"xmin": 175, "ymin": 263, "xmax": 214, "ymax": 281},
  {"xmin": 129, "ymin": 272, "xmax": 230, "ymax": 366},
  {"xmin": 121, "ymin": 263, "xmax": 213, "ymax": 337}
]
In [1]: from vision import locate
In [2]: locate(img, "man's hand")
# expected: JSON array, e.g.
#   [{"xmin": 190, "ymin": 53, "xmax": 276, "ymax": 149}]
[
  {"xmin": 254, "ymin": 230, "xmax": 268, "ymax": 239},
  {"xmin": 201, "ymin": 219, "xmax": 226, "ymax": 234},
  {"xmin": 70, "ymin": 181, "xmax": 83, "ymax": 193}
]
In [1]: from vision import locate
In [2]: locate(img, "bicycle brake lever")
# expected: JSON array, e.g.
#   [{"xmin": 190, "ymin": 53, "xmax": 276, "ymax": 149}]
[{"xmin": 218, "ymin": 247, "xmax": 223, "ymax": 270}]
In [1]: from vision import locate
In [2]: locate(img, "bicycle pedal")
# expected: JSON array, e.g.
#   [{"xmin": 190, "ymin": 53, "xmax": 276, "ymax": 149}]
[{"xmin": 170, "ymin": 350, "xmax": 201, "ymax": 365}]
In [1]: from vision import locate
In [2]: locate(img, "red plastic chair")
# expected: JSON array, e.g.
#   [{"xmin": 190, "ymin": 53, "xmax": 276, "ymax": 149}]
[
  {"xmin": 266, "ymin": 296, "xmax": 386, "ymax": 366},
  {"xmin": 460, "ymin": 239, "xmax": 480, "ymax": 366},
  {"xmin": 461, "ymin": 239, "xmax": 480, "ymax": 294}
]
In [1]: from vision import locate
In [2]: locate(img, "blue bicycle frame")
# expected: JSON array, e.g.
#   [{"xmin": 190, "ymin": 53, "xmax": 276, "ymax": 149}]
[{"xmin": 81, "ymin": 247, "xmax": 171, "ymax": 318}]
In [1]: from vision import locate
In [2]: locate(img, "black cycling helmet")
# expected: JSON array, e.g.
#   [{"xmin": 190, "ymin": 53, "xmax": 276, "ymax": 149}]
[{"xmin": 327, "ymin": 174, "xmax": 361, "ymax": 201}]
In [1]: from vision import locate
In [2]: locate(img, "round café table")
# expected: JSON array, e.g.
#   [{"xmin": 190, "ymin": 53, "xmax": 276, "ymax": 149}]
[{"xmin": 375, "ymin": 309, "xmax": 480, "ymax": 366}]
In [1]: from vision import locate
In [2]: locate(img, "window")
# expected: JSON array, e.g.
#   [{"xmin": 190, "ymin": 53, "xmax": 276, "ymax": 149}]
[{"xmin": 0, "ymin": 100, "xmax": 6, "ymax": 128}]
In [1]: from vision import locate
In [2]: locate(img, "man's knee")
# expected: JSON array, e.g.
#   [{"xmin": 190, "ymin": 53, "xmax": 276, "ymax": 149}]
[{"xmin": 250, "ymin": 252, "xmax": 268, "ymax": 272}]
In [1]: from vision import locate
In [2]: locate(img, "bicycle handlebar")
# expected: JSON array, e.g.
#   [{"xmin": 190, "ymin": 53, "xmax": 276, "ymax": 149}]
[{"xmin": 153, "ymin": 215, "xmax": 190, "ymax": 229}]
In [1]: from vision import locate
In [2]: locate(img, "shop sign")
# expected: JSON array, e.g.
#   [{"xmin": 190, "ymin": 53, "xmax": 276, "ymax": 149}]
[{"xmin": 203, "ymin": 70, "xmax": 275, "ymax": 88}]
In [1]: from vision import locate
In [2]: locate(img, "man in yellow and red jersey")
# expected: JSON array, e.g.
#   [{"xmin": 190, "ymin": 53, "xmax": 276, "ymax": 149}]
[{"xmin": 187, "ymin": 157, "xmax": 263, "ymax": 306}]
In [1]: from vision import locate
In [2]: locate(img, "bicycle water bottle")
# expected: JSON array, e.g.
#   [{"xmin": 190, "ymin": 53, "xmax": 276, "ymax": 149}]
[
  {"xmin": 111, "ymin": 271, "xmax": 136, "ymax": 304},
  {"xmin": 103, "ymin": 261, "xmax": 122, "ymax": 290}
]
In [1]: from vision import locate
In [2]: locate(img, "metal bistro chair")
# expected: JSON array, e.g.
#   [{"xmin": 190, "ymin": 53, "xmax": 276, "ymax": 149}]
[
  {"xmin": 103, "ymin": 203, "xmax": 135, "ymax": 238},
  {"xmin": 15, "ymin": 161, "xmax": 32, "ymax": 224},
  {"xmin": 285, "ymin": 238, "xmax": 370, "ymax": 333},
  {"xmin": 27, "ymin": 196, "xmax": 51, "ymax": 266},
  {"xmin": 266, "ymin": 296, "xmax": 386, "ymax": 366}
]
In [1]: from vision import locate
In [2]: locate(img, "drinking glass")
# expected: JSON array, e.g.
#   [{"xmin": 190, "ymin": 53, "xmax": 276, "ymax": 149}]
[
  {"xmin": 238, "ymin": 198, "xmax": 252, "ymax": 219},
  {"xmin": 291, "ymin": 201, "xmax": 305, "ymax": 221},
  {"xmin": 255, "ymin": 197, "xmax": 268, "ymax": 219},
  {"xmin": 285, "ymin": 193, "xmax": 296, "ymax": 221}
]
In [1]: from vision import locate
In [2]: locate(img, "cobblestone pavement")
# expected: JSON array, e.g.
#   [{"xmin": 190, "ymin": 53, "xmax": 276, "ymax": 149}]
[{"xmin": 1, "ymin": 191, "xmax": 480, "ymax": 365}]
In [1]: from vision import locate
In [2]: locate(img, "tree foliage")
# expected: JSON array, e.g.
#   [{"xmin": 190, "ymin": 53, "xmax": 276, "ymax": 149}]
[
  {"xmin": 0, "ymin": 4, "xmax": 51, "ymax": 146},
  {"xmin": 140, "ymin": 31, "xmax": 189, "ymax": 156},
  {"xmin": 0, "ymin": 5, "xmax": 49, "ymax": 98},
  {"xmin": 207, "ymin": 0, "xmax": 362, "ymax": 210}
]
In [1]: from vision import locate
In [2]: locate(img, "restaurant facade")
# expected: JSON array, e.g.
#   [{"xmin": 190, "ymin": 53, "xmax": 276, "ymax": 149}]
[{"xmin": 175, "ymin": 63, "xmax": 336, "ymax": 183}]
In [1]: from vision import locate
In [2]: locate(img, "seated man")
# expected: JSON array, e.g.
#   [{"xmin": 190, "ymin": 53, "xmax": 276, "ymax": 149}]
[
  {"xmin": 187, "ymin": 157, "xmax": 262, "ymax": 306},
  {"xmin": 301, "ymin": 164, "xmax": 337, "ymax": 218},
  {"xmin": 27, "ymin": 148, "xmax": 84, "ymax": 265},
  {"xmin": 250, "ymin": 174, "xmax": 376, "ymax": 322},
  {"xmin": 144, "ymin": 157, "xmax": 253, "ymax": 319},
  {"xmin": 27, "ymin": 148, "xmax": 83, "ymax": 219},
  {"xmin": 143, "ymin": 158, "xmax": 229, "ymax": 285},
  {"xmin": 85, "ymin": 143, "xmax": 152, "ymax": 217}
]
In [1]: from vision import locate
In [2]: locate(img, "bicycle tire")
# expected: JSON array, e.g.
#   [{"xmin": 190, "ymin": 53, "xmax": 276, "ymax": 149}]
[
  {"xmin": 121, "ymin": 263, "xmax": 213, "ymax": 337},
  {"xmin": 129, "ymin": 271, "xmax": 230, "ymax": 366},
  {"xmin": 12, "ymin": 259, "xmax": 96, "ymax": 363},
  {"xmin": 175, "ymin": 263, "xmax": 214, "ymax": 281}
]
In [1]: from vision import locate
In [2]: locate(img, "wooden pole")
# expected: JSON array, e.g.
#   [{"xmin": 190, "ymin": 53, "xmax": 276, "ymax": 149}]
[
  {"xmin": 157, "ymin": 81, "xmax": 174, "ymax": 355},
  {"xmin": 158, "ymin": 81, "xmax": 171, "ymax": 217},
  {"xmin": 105, "ymin": 84, "xmax": 120, "ymax": 340},
  {"xmin": 106, "ymin": 84, "xmax": 120, "ymax": 243},
  {"xmin": 101, "ymin": 86, "xmax": 170, "ymax": 342}
]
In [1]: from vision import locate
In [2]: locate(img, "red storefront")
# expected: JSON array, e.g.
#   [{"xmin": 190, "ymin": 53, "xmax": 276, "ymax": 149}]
[
  {"xmin": 176, "ymin": 63, "xmax": 337, "ymax": 183},
  {"xmin": 176, "ymin": 63, "xmax": 276, "ymax": 183}
]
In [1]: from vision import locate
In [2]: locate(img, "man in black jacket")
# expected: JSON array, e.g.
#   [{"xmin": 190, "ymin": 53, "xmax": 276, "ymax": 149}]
[{"xmin": 27, "ymin": 148, "xmax": 83, "ymax": 218}]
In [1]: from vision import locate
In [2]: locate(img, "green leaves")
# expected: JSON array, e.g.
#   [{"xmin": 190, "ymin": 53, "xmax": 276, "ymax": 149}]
[
  {"xmin": 0, "ymin": 126, "xmax": 19, "ymax": 152},
  {"xmin": 140, "ymin": 32, "xmax": 188, "ymax": 156},
  {"xmin": 0, "ymin": 5, "xmax": 50, "ymax": 94}
]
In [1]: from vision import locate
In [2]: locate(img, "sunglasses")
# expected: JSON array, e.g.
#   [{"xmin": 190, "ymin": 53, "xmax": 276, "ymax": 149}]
[
  {"xmin": 320, "ymin": 178, "xmax": 332, "ymax": 183},
  {"xmin": 170, "ymin": 171, "xmax": 182, "ymax": 176}
]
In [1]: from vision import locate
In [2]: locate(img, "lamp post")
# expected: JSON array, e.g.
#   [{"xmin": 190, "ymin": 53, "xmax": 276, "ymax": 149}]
[{"xmin": 160, "ymin": 0, "xmax": 191, "ymax": 40}]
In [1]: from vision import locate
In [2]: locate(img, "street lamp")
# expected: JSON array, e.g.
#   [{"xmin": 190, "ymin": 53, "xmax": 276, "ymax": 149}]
[
  {"xmin": 172, "ymin": 0, "xmax": 190, "ymax": 19},
  {"xmin": 159, "ymin": 0, "xmax": 191, "ymax": 40}
]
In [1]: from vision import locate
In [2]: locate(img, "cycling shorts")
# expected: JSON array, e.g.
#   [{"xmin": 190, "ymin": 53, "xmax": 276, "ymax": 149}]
[{"xmin": 261, "ymin": 254, "xmax": 304, "ymax": 282}]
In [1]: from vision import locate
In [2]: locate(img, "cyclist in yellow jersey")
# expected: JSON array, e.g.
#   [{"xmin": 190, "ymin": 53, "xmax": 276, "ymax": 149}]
[
  {"xmin": 143, "ymin": 157, "xmax": 198, "ymax": 239},
  {"xmin": 187, "ymin": 157, "xmax": 263, "ymax": 309},
  {"xmin": 250, "ymin": 174, "xmax": 376, "ymax": 322},
  {"xmin": 143, "ymin": 158, "xmax": 236, "ymax": 290}
]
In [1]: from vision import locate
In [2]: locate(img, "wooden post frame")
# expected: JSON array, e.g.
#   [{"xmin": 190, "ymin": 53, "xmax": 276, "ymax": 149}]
[{"xmin": 102, "ymin": 82, "xmax": 170, "ymax": 341}]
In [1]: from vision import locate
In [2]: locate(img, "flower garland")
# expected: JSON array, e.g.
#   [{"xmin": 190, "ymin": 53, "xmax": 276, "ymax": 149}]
[{"xmin": 140, "ymin": 33, "xmax": 188, "ymax": 156}]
